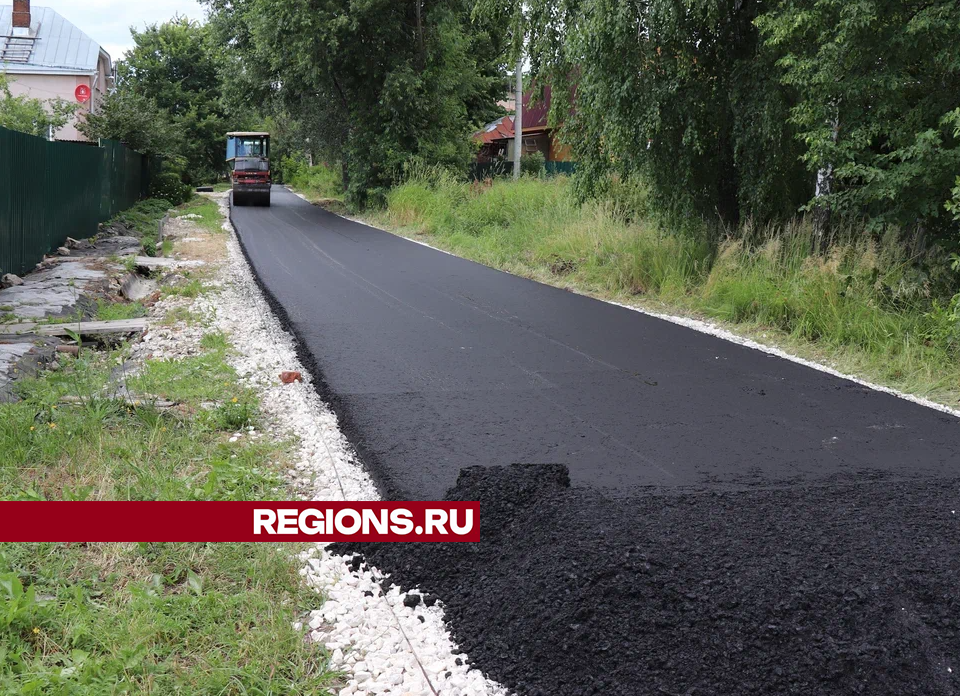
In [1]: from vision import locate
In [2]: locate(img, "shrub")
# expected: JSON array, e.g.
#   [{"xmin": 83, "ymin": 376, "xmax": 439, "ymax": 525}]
[
  {"xmin": 276, "ymin": 155, "xmax": 306, "ymax": 185},
  {"xmin": 150, "ymin": 171, "xmax": 192, "ymax": 206},
  {"xmin": 521, "ymin": 151, "xmax": 546, "ymax": 177}
]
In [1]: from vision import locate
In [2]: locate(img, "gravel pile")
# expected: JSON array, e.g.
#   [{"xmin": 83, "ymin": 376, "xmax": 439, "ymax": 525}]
[{"xmin": 336, "ymin": 465, "xmax": 960, "ymax": 696}]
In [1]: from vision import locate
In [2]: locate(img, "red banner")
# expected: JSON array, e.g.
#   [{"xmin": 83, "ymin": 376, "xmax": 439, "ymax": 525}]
[{"xmin": 1, "ymin": 502, "xmax": 479, "ymax": 542}]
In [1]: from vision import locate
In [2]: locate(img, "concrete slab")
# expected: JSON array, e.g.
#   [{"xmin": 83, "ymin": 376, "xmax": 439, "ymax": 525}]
[
  {"xmin": 0, "ymin": 259, "xmax": 109, "ymax": 320},
  {"xmin": 120, "ymin": 273, "xmax": 158, "ymax": 301}
]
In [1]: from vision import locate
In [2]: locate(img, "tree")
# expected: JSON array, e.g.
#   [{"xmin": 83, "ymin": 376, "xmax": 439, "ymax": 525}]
[
  {"xmin": 79, "ymin": 91, "xmax": 181, "ymax": 156},
  {"xmin": 0, "ymin": 74, "xmax": 76, "ymax": 137},
  {"xmin": 502, "ymin": 0, "xmax": 810, "ymax": 227},
  {"xmin": 757, "ymin": 0, "xmax": 960, "ymax": 237},
  {"xmin": 112, "ymin": 17, "xmax": 244, "ymax": 183},
  {"xmin": 205, "ymin": 0, "xmax": 508, "ymax": 207}
]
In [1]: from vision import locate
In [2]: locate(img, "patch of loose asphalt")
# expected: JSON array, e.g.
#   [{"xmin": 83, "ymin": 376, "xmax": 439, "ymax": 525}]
[{"xmin": 232, "ymin": 186, "xmax": 960, "ymax": 696}]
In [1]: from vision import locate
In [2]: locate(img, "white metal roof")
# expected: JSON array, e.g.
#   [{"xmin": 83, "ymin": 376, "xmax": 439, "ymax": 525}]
[
  {"xmin": 227, "ymin": 132, "xmax": 270, "ymax": 137},
  {"xmin": 0, "ymin": 6, "xmax": 106, "ymax": 75}
]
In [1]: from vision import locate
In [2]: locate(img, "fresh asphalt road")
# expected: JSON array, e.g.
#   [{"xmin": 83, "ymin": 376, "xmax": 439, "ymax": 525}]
[{"xmin": 231, "ymin": 186, "xmax": 959, "ymax": 500}]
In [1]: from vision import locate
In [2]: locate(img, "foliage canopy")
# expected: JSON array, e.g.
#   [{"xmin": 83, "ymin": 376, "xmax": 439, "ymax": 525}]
[
  {"xmin": 507, "ymin": 0, "xmax": 960, "ymax": 238},
  {"xmin": 204, "ymin": 0, "xmax": 508, "ymax": 206},
  {"xmin": 81, "ymin": 17, "xmax": 247, "ymax": 184}
]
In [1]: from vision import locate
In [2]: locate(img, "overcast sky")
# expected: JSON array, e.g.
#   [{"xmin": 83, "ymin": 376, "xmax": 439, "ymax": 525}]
[{"xmin": 39, "ymin": 1, "xmax": 207, "ymax": 62}]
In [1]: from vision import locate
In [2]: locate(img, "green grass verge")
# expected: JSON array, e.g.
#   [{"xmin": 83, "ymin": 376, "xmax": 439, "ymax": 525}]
[
  {"xmin": 178, "ymin": 196, "xmax": 225, "ymax": 235},
  {"xmin": 0, "ymin": 207, "xmax": 335, "ymax": 693},
  {"xmin": 105, "ymin": 199, "xmax": 172, "ymax": 258},
  {"xmin": 0, "ymin": 540, "xmax": 329, "ymax": 695},
  {"xmin": 368, "ymin": 174, "xmax": 960, "ymax": 406}
]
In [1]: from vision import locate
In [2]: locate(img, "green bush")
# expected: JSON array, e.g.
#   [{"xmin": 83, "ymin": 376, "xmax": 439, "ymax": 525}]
[
  {"xmin": 150, "ymin": 171, "xmax": 192, "ymax": 206},
  {"xmin": 521, "ymin": 151, "xmax": 546, "ymax": 177},
  {"xmin": 277, "ymin": 155, "xmax": 307, "ymax": 185}
]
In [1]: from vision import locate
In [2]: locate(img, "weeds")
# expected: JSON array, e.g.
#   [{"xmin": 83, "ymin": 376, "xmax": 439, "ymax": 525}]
[
  {"xmin": 200, "ymin": 331, "xmax": 229, "ymax": 351},
  {"xmin": 160, "ymin": 306, "xmax": 205, "ymax": 326},
  {"xmin": 106, "ymin": 199, "xmax": 172, "ymax": 258},
  {"xmin": 162, "ymin": 279, "xmax": 208, "ymax": 299},
  {"xmin": 109, "ymin": 199, "xmax": 172, "ymax": 238},
  {"xmin": 95, "ymin": 299, "xmax": 146, "ymax": 322},
  {"xmin": 0, "ymin": 541, "xmax": 332, "ymax": 694},
  {"xmin": 283, "ymin": 159, "xmax": 343, "ymax": 203},
  {"xmin": 0, "ymin": 341, "xmax": 334, "ymax": 693}
]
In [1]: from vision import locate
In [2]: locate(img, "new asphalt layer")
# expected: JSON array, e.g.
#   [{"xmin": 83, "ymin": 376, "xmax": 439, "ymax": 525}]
[{"xmin": 233, "ymin": 186, "xmax": 960, "ymax": 695}]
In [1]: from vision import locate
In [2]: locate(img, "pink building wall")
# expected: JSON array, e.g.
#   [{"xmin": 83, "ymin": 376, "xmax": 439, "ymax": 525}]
[{"xmin": 4, "ymin": 53, "xmax": 111, "ymax": 141}]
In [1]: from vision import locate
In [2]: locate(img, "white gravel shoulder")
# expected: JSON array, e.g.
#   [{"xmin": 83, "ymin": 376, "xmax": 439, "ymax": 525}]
[{"xmin": 204, "ymin": 195, "xmax": 508, "ymax": 696}]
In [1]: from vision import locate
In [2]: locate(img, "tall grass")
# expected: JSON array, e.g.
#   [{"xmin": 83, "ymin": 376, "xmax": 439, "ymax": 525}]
[
  {"xmin": 375, "ymin": 174, "xmax": 960, "ymax": 401},
  {"xmin": 385, "ymin": 174, "xmax": 713, "ymax": 296},
  {"xmin": 282, "ymin": 158, "xmax": 343, "ymax": 202}
]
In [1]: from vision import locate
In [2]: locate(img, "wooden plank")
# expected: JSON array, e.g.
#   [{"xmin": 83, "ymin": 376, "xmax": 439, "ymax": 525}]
[
  {"xmin": 0, "ymin": 318, "xmax": 148, "ymax": 337},
  {"xmin": 59, "ymin": 395, "xmax": 177, "ymax": 409}
]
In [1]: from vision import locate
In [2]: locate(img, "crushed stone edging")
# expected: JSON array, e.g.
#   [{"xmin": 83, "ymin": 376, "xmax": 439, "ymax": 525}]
[{"xmin": 211, "ymin": 194, "xmax": 509, "ymax": 696}]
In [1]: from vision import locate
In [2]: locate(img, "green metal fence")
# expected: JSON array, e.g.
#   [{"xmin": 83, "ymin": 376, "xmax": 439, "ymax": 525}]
[
  {"xmin": 545, "ymin": 161, "xmax": 577, "ymax": 176},
  {"xmin": 0, "ymin": 127, "xmax": 151, "ymax": 277},
  {"xmin": 468, "ymin": 160, "xmax": 578, "ymax": 181}
]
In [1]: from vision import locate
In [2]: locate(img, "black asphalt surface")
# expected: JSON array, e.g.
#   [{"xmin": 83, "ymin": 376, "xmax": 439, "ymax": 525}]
[
  {"xmin": 233, "ymin": 186, "xmax": 960, "ymax": 695},
  {"xmin": 232, "ymin": 187, "xmax": 958, "ymax": 498}
]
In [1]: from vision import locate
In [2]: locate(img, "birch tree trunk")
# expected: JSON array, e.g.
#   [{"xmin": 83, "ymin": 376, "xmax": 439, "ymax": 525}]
[{"xmin": 812, "ymin": 106, "xmax": 839, "ymax": 253}]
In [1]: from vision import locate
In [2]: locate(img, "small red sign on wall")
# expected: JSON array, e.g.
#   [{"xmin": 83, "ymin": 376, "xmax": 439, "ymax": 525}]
[{"xmin": 75, "ymin": 84, "xmax": 91, "ymax": 103}]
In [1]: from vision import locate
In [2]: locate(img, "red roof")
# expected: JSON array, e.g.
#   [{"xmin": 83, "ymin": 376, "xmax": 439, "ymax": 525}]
[
  {"xmin": 521, "ymin": 86, "xmax": 552, "ymax": 131},
  {"xmin": 472, "ymin": 85, "xmax": 572, "ymax": 143},
  {"xmin": 473, "ymin": 115, "xmax": 514, "ymax": 144}
]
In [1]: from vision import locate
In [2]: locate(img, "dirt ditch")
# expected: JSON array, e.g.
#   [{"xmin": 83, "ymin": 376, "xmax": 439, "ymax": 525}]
[{"xmin": 335, "ymin": 464, "xmax": 960, "ymax": 696}]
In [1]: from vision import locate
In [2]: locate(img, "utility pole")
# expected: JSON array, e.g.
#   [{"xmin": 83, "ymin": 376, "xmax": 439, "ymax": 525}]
[{"xmin": 513, "ymin": 55, "xmax": 523, "ymax": 180}]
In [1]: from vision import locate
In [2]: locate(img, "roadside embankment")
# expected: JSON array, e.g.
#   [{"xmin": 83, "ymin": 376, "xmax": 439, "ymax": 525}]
[{"xmin": 0, "ymin": 195, "xmax": 338, "ymax": 693}]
